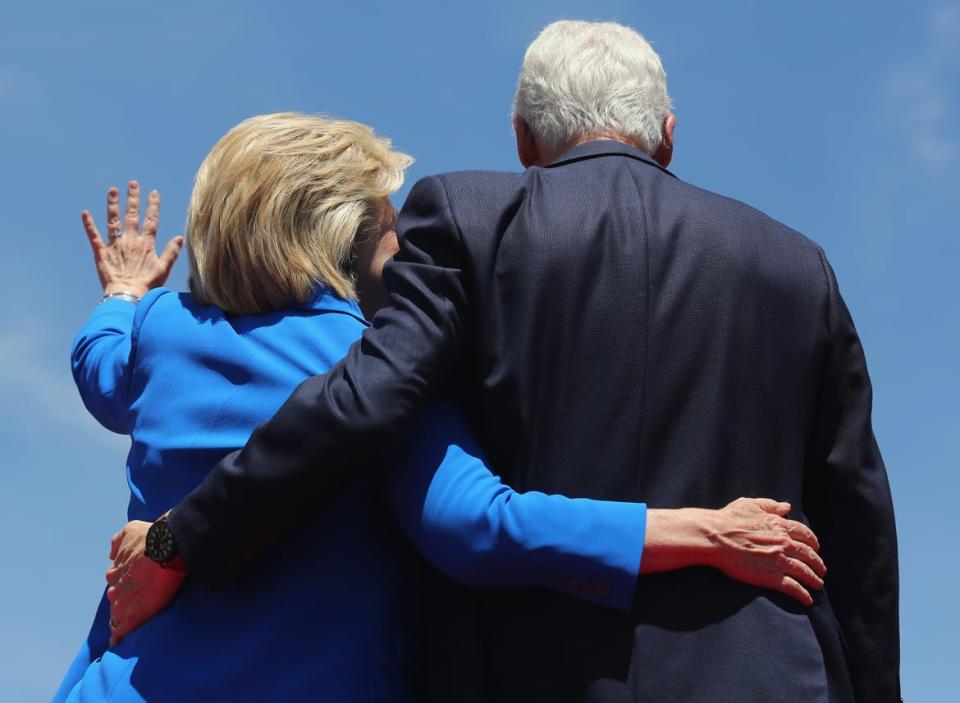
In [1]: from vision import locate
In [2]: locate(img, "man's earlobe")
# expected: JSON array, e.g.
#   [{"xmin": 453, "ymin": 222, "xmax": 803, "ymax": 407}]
[
  {"xmin": 653, "ymin": 113, "xmax": 676, "ymax": 168},
  {"xmin": 514, "ymin": 116, "xmax": 539, "ymax": 169}
]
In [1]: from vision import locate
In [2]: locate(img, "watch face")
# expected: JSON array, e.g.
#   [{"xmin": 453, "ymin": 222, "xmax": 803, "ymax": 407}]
[{"xmin": 145, "ymin": 519, "xmax": 177, "ymax": 565}]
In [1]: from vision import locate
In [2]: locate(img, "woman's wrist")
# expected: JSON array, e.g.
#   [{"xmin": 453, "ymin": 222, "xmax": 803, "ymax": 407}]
[
  {"xmin": 104, "ymin": 281, "xmax": 150, "ymax": 298},
  {"xmin": 640, "ymin": 508, "xmax": 717, "ymax": 574},
  {"xmin": 100, "ymin": 291, "xmax": 142, "ymax": 305}
]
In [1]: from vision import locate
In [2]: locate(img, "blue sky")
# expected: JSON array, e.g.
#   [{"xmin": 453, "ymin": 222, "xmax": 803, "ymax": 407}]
[{"xmin": 1, "ymin": 1, "xmax": 957, "ymax": 700}]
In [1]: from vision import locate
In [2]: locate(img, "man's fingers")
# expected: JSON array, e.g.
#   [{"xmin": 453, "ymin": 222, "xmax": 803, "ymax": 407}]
[
  {"xmin": 110, "ymin": 530, "xmax": 124, "ymax": 560},
  {"xmin": 123, "ymin": 181, "xmax": 141, "ymax": 236},
  {"xmin": 783, "ymin": 519, "xmax": 820, "ymax": 551},
  {"xmin": 110, "ymin": 620, "xmax": 137, "ymax": 646},
  {"xmin": 107, "ymin": 573, "xmax": 139, "ymax": 593},
  {"xmin": 109, "ymin": 598, "xmax": 148, "ymax": 646},
  {"xmin": 110, "ymin": 615, "xmax": 135, "ymax": 646},
  {"xmin": 141, "ymin": 190, "xmax": 160, "ymax": 240},
  {"xmin": 108, "ymin": 610, "xmax": 121, "ymax": 645},
  {"xmin": 776, "ymin": 575, "xmax": 813, "ymax": 606}
]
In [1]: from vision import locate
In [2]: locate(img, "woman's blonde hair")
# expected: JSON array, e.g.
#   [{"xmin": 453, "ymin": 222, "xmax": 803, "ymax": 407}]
[{"xmin": 186, "ymin": 112, "xmax": 413, "ymax": 314}]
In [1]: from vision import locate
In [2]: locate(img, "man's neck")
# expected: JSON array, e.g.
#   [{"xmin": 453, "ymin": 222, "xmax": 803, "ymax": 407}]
[{"xmin": 540, "ymin": 133, "xmax": 647, "ymax": 166}]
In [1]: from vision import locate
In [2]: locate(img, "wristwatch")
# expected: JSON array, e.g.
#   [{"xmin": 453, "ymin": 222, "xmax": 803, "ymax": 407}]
[{"xmin": 145, "ymin": 513, "xmax": 181, "ymax": 567}]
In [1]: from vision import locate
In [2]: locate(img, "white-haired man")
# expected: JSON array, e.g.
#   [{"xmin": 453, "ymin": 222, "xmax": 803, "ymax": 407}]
[{"xmin": 110, "ymin": 20, "xmax": 899, "ymax": 702}]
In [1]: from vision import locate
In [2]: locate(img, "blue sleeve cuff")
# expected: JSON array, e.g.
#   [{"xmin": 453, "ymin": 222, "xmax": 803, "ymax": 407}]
[{"xmin": 543, "ymin": 496, "xmax": 645, "ymax": 610}]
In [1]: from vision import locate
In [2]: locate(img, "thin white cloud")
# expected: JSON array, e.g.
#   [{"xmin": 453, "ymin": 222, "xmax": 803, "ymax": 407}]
[
  {"xmin": 0, "ymin": 320, "xmax": 127, "ymax": 449},
  {"xmin": 884, "ymin": 2, "xmax": 960, "ymax": 166}
]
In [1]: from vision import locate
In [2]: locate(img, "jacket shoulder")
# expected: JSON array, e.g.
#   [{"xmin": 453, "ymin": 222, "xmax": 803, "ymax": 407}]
[
  {"xmin": 640, "ymin": 171, "xmax": 831, "ymax": 310},
  {"xmin": 663, "ymin": 174, "xmax": 823, "ymax": 254},
  {"xmin": 435, "ymin": 169, "xmax": 524, "ymax": 189},
  {"xmin": 133, "ymin": 289, "xmax": 213, "ymax": 340},
  {"xmin": 130, "ymin": 289, "xmax": 234, "ymax": 366},
  {"xmin": 412, "ymin": 170, "xmax": 524, "ymax": 210}
]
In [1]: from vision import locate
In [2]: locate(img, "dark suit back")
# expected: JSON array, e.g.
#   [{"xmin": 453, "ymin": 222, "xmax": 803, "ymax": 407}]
[{"xmin": 420, "ymin": 141, "xmax": 898, "ymax": 702}]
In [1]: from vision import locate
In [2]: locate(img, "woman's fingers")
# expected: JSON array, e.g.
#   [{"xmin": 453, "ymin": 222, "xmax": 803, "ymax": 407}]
[
  {"xmin": 776, "ymin": 575, "xmax": 813, "ymax": 606},
  {"xmin": 158, "ymin": 236, "xmax": 185, "ymax": 274},
  {"xmin": 782, "ymin": 519, "xmax": 820, "ymax": 552},
  {"xmin": 88, "ymin": 183, "xmax": 178, "ymax": 293},
  {"xmin": 106, "ymin": 187, "xmax": 122, "ymax": 238},
  {"xmin": 786, "ymin": 540, "xmax": 826, "ymax": 578},
  {"xmin": 751, "ymin": 497, "xmax": 791, "ymax": 516},
  {"xmin": 141, "ymin": 190, "xmax": 160, "ymax": 240},
  {"xmin": 757, "ymin": 511, "xmax": 821, "ymax": 553},
  {"xmin": 81, "ymin": 211, "xmax": 105, "ymax": 251},
  {"xmin": 123, "ymin": 181, "xmax": 141, "ymax": 236},
  {"xmin": 779, "ymin": 553, "xmax": 824, "ymax": 592}
]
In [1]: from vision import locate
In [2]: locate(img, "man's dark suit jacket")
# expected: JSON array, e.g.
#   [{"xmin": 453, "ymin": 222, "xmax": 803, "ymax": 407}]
[{"xmin": 168, "ymin": 140, "xmax": 899, "ymax": 702}]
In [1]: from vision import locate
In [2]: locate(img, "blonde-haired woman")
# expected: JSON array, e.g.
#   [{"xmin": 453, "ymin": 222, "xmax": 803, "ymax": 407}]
[{"xmin": 53, "ymin": 113, "xmax": 655, "ymax": 701}]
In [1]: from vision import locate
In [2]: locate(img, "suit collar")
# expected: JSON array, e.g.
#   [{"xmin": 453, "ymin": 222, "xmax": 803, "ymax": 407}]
[{"xmin": 546, "ymin": 139, "xmax": 676, "ymax": 177}]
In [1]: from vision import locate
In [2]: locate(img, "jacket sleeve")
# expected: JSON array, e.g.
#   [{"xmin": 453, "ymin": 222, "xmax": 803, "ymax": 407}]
[
  {"xmin": 389, "ymin": 401, "xmax": 646, "ymax": 611},
  {"xmin": 805, "ymin": 250, "xmax": 900, "ymax": 702},
  {"xmin": 167, "ymin": 175, "xmax": 471, "ymax": 585},
  {"xmin": 71, "ymin": 299, "xmax": 138, "ymax": 434}
]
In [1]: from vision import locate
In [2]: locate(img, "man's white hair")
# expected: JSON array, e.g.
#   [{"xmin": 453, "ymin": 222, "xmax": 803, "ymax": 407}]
[{"xmin": 513, "ymin": 20, "xmax": 672, "ymax": 156}]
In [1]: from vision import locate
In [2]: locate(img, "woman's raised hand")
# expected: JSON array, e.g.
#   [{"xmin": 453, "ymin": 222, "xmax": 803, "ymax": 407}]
[{"xmin": 82, "ymin": 181, "xmax": 185, "ymax": 297}]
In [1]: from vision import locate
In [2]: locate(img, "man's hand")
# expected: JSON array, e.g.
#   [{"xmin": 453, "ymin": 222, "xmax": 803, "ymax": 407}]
[
  {"xmin": 105, "ymin": 520, "xmax": 187, "ymax": 645},
  {"xmin": 642, "ymin": 497, "xmax": 827, "ymax": 606}
]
